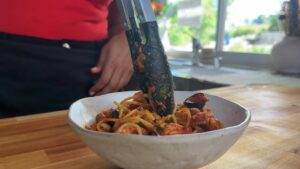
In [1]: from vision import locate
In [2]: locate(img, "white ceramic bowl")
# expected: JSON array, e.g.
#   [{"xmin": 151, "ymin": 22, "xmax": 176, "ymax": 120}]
[{"xmin": 68, "ymin": 91, "xmax": 250, "ymax": 169}]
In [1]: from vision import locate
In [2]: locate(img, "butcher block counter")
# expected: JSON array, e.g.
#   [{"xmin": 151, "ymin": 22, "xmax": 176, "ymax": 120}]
[{"xmin": 0, "ymin": 85, "xmax": 299, "ymax": 169}]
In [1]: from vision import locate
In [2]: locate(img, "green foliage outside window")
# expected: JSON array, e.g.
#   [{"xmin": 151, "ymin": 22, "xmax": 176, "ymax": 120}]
[
  {"xmin": 160, "ymin": 0, "xmax": 217, "ymax": 46},
  {"xmin": 168, "ymin": 17, "xmax": 194, "ymax": 46},
  {"xmin": 198, "ymin": 0, "xmax": 217, "ymax": 45},
  {"xmin": 158, "ymin": 0, "xmax": 282, "ymax": 54},
  {"xmin": 230, "ymin": 25, "xmax": 268, "ymax": 37}
]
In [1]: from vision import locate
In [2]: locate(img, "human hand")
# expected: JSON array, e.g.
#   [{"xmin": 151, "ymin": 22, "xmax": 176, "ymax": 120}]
[{"xmin": 89, "ymin": 32, "xmax": 133, "ymax": 96}]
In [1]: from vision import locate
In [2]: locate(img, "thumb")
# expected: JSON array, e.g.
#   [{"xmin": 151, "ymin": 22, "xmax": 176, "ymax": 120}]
[
  {"xmin": 91, "ymin": 46, "xmax": 108, "ymax": 74},
  {"xmin": 91, "ymin": 66, "xmax": 102, "ymax": 73}
]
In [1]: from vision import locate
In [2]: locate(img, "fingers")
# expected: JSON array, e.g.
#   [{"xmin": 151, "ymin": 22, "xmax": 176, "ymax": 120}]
[
  {"xmin": 89, "ymin": 62, "xmax": 115, "ymax": 96},
  {"xmin": 91, "ymin": 66, "xmax": 101, "ymax": 74},
  {"xmin": 116, "ymin": 69, "xmax": 133, "ymax": 91},
  {"xmin": 89, "ymin": 31, "xmax": 133, "ymax": 96},
  {"xmin": 90, "ymin": 47, "xmax": 108, "ymax": 74},
  {"xmin": 95, "ymin": 66, "xmax": 124, "ymax": 95},
  {"xmin": 94, "ymin": 61, "xmax": 133, "ymax": 96}
]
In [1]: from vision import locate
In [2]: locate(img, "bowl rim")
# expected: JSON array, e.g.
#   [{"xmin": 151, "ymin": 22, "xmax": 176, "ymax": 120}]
[{"xmin": 68, "ymin": 91, "xmax": 251, "ymax": 140}]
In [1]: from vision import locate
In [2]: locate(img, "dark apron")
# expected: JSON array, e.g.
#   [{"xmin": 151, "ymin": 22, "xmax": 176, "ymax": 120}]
[{"xmin": 0, "ymin": 33, "xmax": 107, "ymax": 117}]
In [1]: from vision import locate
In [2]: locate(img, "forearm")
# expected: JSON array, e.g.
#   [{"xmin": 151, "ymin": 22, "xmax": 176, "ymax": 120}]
[{"xmin": 108, "ymin": 1, "xmax": 124, "ymax": 37}]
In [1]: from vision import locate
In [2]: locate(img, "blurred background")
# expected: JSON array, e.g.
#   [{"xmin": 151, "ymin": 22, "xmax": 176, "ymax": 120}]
[
  {"xmin": 154, "ymin": 0, "xmax": 285, "ymax": 53},
  {"xmin": 150, "ymin": 0, "xmax": 300, "ymax": 88},
  {"xmin": 148, "ymin": 0, "xmax": 300, "ymax": 93}
]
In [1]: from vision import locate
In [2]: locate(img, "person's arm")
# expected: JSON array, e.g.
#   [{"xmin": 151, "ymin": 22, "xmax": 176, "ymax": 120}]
[
  {"xmin": 107, "ymin": 0, "xmax": 123, "ymax": 37},
  {"xmin": 89, "ymin": 1, "xmax": 133, "ymax": 96}
]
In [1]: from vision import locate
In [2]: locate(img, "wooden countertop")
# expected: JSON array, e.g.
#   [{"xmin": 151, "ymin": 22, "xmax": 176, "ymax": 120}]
[{"xmin": 0, "ymin": 85, "xmax": 299, "ymax": 169}]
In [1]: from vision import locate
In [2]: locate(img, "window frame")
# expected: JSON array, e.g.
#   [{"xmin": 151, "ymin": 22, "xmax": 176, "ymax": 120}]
[
  {"xmin": 165, "ymin": 0, "xmax": 278, "ymax": 70},
  {"xmin": 214, "ymin": 0, "xmax": 273, "ymax": 69}
]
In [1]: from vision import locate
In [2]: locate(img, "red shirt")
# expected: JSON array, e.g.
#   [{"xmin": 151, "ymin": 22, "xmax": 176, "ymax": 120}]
[{"xmin": 0, "ymin": 0, "xmax": 112, "ymax": 41}]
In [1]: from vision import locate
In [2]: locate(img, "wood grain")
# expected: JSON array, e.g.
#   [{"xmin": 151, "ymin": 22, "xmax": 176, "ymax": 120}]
[{"xmin": 0, "ymin": 85, "xmax": 299, "ymax": 169}]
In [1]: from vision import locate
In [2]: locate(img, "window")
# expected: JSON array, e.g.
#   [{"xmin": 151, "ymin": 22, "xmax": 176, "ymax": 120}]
[
  {"xmin": 223, "ymin": 0, "xmax": 285, "ymax": 54},
  {"xmin": 154, "ymin": 0, "xmax": 218, "ymax": 52},
  {"xmin": 154, "ymin": 0, "xmax": 287, "ymax": 68}
]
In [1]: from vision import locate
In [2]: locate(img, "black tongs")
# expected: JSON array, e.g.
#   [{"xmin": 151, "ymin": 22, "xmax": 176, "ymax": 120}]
[{"xmin": 116, "ymin": 0, "xmax": 175, "ymax": 116}]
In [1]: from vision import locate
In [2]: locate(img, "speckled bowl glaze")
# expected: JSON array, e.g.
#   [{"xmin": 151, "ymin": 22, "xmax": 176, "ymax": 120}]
[{"xmin": 68, "ymin": 91, "xmax": 250, "ymax": 169}]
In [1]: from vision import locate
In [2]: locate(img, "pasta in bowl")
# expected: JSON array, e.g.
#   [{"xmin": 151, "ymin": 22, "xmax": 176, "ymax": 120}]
[
  {"xmin": 68, "ymin": 91, "xmax": 250, "ymax": 169},
  {"xmin": 86, "ymin": 92, "xmax": 223, "ymax": 135}
]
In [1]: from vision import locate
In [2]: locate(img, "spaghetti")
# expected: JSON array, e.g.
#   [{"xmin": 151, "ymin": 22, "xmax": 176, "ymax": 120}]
[{"xmin": 86, "ymin": 92, "xmax": 223, "ymax": 135}]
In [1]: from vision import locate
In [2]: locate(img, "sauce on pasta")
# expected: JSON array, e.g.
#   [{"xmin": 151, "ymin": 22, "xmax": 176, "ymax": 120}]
[{"xmin": 86, "ymin": 92, "xmax": 223, "ymax": 135}]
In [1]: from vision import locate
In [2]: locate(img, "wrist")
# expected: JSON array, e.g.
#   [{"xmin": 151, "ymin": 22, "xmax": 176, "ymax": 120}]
[
  {"xmin": 108, "ymin": 26, "xmax": 124, "ymax": 38},
  {"xmin": 109, "ymin": 31, "xmax": 126, "ymax": 41}
]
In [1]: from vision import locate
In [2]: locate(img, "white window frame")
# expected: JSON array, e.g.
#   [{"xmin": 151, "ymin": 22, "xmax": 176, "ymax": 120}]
[
  {"xmin": 215, "ymin": 0, "xmax": 272, "ymax": 69},
  {"xmin": 166, "ymin": 0, "xmax": 275, "ymax": 70}
]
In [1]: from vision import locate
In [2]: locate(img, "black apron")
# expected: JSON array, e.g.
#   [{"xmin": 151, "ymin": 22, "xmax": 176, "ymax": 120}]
[{"xmin": 0, "ymin": 33, "xmax": 107, "ymax": 117}]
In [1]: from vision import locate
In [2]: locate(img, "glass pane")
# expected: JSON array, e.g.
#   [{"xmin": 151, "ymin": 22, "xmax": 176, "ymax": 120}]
[
  {"xmin": 154, "ymin": 0, "xmax": 218, "ymax": 52},
  {"xmin": 224, "ymin": 0, "xmax": 285, "ymax": 54}
]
